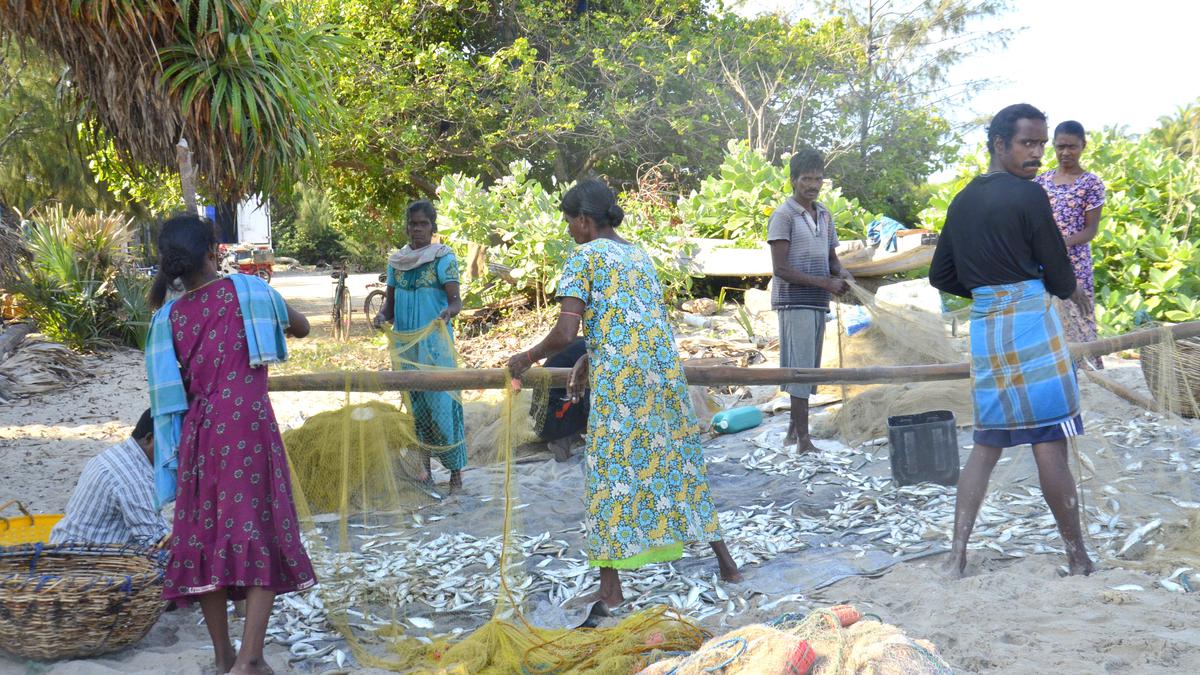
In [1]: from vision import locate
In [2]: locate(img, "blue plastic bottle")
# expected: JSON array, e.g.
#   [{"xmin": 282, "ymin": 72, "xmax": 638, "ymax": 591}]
[{"xmin": 712, "ymin": 406, "xmax": 763, "ymax": 434}]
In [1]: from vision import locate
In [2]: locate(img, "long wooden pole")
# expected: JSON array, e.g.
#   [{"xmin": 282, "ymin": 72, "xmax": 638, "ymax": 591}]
[
  {"xmin": 1080, "ymin": 369, "xmax": 1162, "ymax": 413},
  {"xmin": 267, "ymin": 320, "xmax": 1200, "ymax": 393}
]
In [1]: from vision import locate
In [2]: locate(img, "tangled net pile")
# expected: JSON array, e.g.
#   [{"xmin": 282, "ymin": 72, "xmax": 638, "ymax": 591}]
[
  {"xmin": 824, "ymin": 281, "xmax": 973, "ymax": 443},
  {"xmin": 639, "ymin": 605, "xmax": 951, "ymax": 675}
]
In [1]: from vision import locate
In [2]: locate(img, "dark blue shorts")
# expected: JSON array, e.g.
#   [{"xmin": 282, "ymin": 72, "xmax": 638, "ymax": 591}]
[{"xmin": 973, "ymin": 414, "xmax": 1083, "ymax": 449}]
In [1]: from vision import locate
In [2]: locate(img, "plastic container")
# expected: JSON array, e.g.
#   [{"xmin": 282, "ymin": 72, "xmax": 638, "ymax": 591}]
[
  {"xmin": 0, "ymin": 500, "xmax": 63, "ymax": 546},
  {"xmin": 886, "ymin": 410, "xmax": 960, "ymax": 486},
  {"xmin": 712, "ymin": 406, "xmax": 763, "ymax": 434},
  {"xmin": 842, "ymin": 305, "xmax": 872, "ymax": 336}
]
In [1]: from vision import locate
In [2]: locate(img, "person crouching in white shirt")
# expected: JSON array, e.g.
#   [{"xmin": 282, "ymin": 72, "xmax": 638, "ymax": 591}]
[{"xmin": 50, "ymin": 409, "xmax": 169, "ymax": 546}]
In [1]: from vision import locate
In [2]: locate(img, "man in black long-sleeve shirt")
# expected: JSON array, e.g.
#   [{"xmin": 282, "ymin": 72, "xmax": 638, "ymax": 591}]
[
  {"xmin": 928, "ymin": 174, "xmax": 1077, "ymax": 301},
  {"xmin": 930, "ymin": 103, "xmax": 1094, "ymax": 578}
]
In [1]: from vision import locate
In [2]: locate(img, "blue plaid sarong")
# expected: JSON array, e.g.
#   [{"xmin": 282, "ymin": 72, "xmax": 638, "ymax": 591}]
[
  {"xmin": 969, "ymin": 279, "xmax": 1080, "ymax": 431},
  {"xmin": 144, "ymin": 275, "xmax": 290, "ymax": 506}
]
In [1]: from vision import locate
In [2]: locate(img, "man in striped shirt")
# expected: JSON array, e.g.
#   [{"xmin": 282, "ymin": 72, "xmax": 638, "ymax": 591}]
[
  {"xmin": 768, "ymin": 149, "xmax": 852, "ymax": 453},
  {"xmin": 50, "ymin": 409, "xmax": 169, "ymax": 546}
]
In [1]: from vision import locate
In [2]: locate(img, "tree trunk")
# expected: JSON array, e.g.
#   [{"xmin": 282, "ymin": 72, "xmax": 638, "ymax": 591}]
[
  {"xmin": 176, "ymin": 137, "xmax": 198, "ymax": 215},
  {"xmin": 408, "ymin": 172, "xmax": 438, "ymax": 197}
]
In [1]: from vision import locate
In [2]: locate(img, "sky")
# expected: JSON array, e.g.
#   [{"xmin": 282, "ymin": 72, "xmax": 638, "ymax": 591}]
[{"xmin": 733, "ymin": 0, "xmax": 1200, "ymax": 137}]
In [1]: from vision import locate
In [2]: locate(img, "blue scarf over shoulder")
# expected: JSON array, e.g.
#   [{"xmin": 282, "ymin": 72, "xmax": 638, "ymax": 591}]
[{"xmin": 144, "ymin": 274, "xmax": 290, "ymax": 507}]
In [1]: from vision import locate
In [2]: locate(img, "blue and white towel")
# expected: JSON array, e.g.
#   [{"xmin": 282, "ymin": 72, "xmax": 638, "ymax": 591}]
[{"xmin": 144, "ymin": 274, "xmax": 290, "ymax": 506}]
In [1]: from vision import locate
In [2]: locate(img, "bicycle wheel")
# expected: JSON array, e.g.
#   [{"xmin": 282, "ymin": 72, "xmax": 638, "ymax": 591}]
[
  {"xmin": 329, "ymin": 285, "xmax": 348, "ymax": 340},
  {"xmin": 329, "ymin": 289, "xmax": 342, "ymax": 339},
  {"xmin": 337, "ymin": 286, "xmax": 352, "ymax": 340},
  {"xmin": 363, "ymin": 290, "xmax": 386, "ymax": 332}
]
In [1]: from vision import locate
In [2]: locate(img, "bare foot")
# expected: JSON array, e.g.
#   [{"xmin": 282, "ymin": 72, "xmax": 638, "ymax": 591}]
[
  {"xmin": 576, "ymin": 588, "xmax": 624, "ymax": 609},
  {"xmin": 215, "ymin": 645, "xmax": 236, "ymax": 674},
  {"xmin": 720, "ymin": 566, "xmax": 744, "ymax": 583},
  {"xmin": 548, "ymin": 437, "xmax": 571, "ymax": 461},
  {"xmin": 794, "ymin": 435, "xmax": 819, "ymax": 454},
  {"xmin": 448, "ymin": 471, "xmax": 463, "ymax": 494},
  {"xmin": 229, "ymin": 658, "xmax": 273, "ymax": 675},
  {"xmin": 1068, "ymin": 554, "xmax": 1095, "ymax": 576},
  {"xmin": 941, "ymin": 551, "xmax": 966, "ymax": 579}
]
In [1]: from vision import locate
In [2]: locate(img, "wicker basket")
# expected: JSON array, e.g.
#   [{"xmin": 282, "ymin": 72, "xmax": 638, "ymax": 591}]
[
  {"xmin": 1140, "ymin": 335, "xmax": 1200, "ymax": 418},
  {"xmin": 0, "ymin": 543, "xmax": 167, "ymax": 661},
  {"xmin": 0, "ymin": 500, "xmax": 63, "ymax": 546}
]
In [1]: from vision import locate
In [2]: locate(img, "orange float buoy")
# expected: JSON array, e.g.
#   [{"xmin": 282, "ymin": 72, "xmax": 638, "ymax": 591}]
[
  {"xmin": 830, "ymin": 604, "xmax": 862, "ymax": 627},
  {"xmin": 787, "ymin": 639, "xmax": 817, "ymax": 674}
]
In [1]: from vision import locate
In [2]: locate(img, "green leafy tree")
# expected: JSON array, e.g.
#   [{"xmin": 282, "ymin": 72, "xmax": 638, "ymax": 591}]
[
  {"xmin": 813, "ymin": 0, "xmax": 1011, "ymax": 221},
  {"xmin": 316, "ymin": 0, "xmax": 734, "ymax": 199},
  {"xmin": 317, "ymin": 0, "xmax": 979, "ymax": 248},
  {"xmin": 0, "ymin": 40, "xmax": 116, "ymax": 214},
  {"xmin": 1149, "ymin": 97, "xmax": 1200, "ymax": 160}
]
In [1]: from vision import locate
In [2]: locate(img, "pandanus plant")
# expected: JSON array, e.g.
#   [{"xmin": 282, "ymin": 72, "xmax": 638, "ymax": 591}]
[{"xmin": 0, "ymin": 0, "xmax": 345, "ymax": 206}]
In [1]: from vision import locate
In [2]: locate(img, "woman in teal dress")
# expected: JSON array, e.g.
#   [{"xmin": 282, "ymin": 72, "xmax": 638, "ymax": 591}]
[
  {"xmin": 374, "ymin": 201, "xmax": 465, "ymax": 490},
  {"xmin": 507, "ymin": 179, "xmax": 740, "ymax": 609}
]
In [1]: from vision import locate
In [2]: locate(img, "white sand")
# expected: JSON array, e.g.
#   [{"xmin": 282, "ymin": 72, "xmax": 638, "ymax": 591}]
[{"xmin": 3, "ymin": 291, "xmax": 1200, "ymax": 672}]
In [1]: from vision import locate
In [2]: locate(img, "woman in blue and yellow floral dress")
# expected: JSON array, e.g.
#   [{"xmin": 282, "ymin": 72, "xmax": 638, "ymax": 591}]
[
  {"xmin": 374, "ymin": 201, "xmax": 466, "ymax": 490},
  {"xmin": 507, "ymin": 180, "xmax": 740, "ymax": 608}
]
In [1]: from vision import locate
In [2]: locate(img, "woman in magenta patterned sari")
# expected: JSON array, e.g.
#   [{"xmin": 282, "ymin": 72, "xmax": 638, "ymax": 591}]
[
  {"xmin": 148, "ymin": 215, "xmax": 314, "ymax": 675},
  {"xmin": 1035, "ymin": 120, "xmax": 1106, "ymax": 369}
]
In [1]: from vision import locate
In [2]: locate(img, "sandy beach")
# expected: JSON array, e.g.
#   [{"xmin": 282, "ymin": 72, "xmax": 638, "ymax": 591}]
[{"xmin": 3, "ymin": 273, "xmax": 1200, "ymax": 674}]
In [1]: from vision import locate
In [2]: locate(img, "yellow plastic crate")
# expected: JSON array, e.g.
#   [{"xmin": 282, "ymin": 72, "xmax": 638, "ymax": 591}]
[{"xmin": 0, "ymin": 500, "xmax": 63, "ymax": 546}]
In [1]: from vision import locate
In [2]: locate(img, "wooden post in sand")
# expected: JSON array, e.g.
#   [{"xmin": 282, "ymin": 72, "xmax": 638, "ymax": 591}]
[{"xmin": 267, "ymin": 321, "xmax": 1200, "ymax": 393}]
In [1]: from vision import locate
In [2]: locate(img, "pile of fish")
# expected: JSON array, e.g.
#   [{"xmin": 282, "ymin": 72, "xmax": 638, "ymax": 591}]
[
  {"xmin": 267, "ymin": 411, "xmax": 1199, "ymax": 667},
  {"xmin": 266, "ymin": 508, "xmax": 814, "ymax": 664}
]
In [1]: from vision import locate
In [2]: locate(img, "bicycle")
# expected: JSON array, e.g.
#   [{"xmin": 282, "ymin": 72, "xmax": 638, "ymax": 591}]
[
  {"xmin": 362, "ymin": 272, "xmax": 388, "ymax": 332},
  {"xmin": 329, "ymin": 263, "xmax": 352, "ymax": 341}
]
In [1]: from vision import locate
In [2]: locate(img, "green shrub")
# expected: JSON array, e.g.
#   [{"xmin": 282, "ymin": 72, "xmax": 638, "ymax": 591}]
[
  {"xmin": 276, "ymin": 226, "xmax": 350, "ymax": 266},
  {"xmin": 274, "ymin": 182, "xmax": 357, "ymax": 265},
  {"xmin": 677, "ymin": 140, "xmax": 879, "ymax": 245},
  {"xmin": 437, "ymin": 162, "xmax": 571, "ymax": 308},
  {"xmin": 1088, "ymin": 130, "xmax": 1200, "ymax": 332},
  {"xmin": 618, "ymin": 189, "xmax": 696, "ymax": 305},
  {"xmin": 13, "ymin": 206, "xmax": 150, "ymax": 349},
  {"xmin": 437, "ymin": 161, "xmax": 696, "ymax": 309}
]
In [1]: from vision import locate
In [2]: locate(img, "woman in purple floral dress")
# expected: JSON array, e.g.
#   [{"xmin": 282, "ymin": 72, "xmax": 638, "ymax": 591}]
[
  {"xmin": 148, "ymin": 215, "xmax": 314, "ymax": 675},
  {"xmin": 1035, "ymin": 120, "xmax": 1105, "ymax": 369}
]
